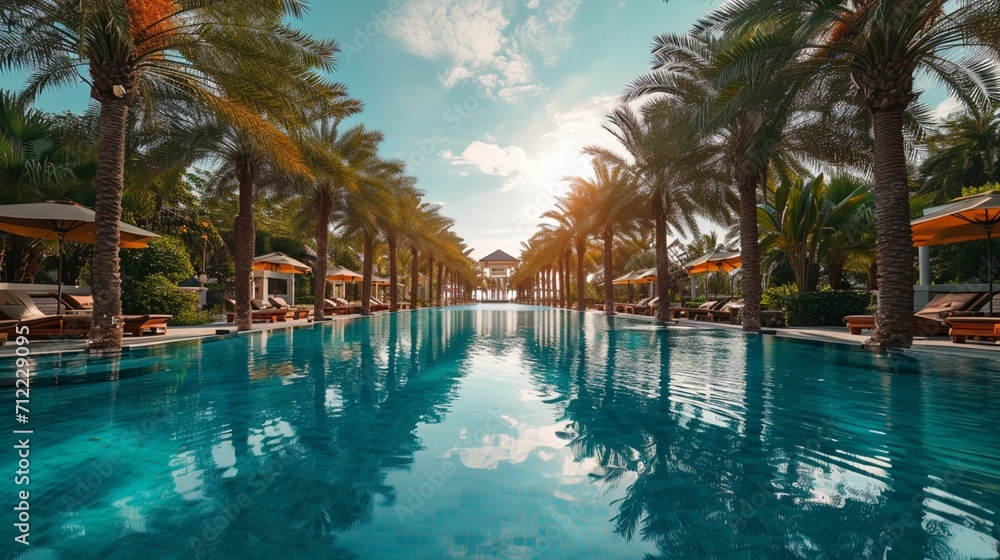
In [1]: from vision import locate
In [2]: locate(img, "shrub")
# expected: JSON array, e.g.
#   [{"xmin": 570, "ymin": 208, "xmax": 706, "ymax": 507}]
[
  {"xmin": 120, "ymin": 236, "xmax": 194, "ymax": 283},
  {"xmin": 761, "ymin": 284, "xmax": 797, "ymax": 312},
  {"xmin": 122, "ymin": 274, "xmax": 210, "ymax": 325},
  {"xmin": 763, "ymin": 284, "xmax": 872, "ymax": 326},
  {"xmin": 172, "ymin": 308, "xmax": 217, "ymax": 326}
]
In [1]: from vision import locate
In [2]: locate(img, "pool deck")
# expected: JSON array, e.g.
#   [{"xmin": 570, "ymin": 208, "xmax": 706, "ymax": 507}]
[
  {"xmin": 3, "ymin": 306, "xmax": 997, "ymax": 361},
  {"xmin": 611, "ymin": 311, "xmax": 1000, "ymax": 360},
  {"xmin": 0, "ymin": 314, "xmax": 365, "ymax": 358}
]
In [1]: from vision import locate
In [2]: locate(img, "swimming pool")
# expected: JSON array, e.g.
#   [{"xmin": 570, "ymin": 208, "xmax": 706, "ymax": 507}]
[{"xmin": 7, "ymin": 304, "xmax": 1000, "ymax": 559}]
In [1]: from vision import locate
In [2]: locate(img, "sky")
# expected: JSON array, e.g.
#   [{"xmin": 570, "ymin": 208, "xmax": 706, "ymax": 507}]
[{"xmin": 2, "ymin": 0, "xmax": 954, "ymax": 261}]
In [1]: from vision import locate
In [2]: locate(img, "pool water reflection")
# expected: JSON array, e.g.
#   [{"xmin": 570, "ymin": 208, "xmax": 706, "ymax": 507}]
[{"xmin": 7, "ymin": 304, "xmax": 1000, "ymax": 559}]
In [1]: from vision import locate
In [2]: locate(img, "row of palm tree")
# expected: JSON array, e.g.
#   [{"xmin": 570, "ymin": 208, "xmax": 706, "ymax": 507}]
[
  {"xmin": 514, "ymin": 0, "xmax": 1000, "ymax": 349},
  {"xmin": 1, "ymin": 1, "xmax": 477, "ymax": 350}
]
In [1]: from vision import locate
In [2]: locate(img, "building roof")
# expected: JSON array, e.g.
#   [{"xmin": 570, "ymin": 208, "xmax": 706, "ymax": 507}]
[{"xmin": 479, "ymin": 249, "xmax": 519, "ymax": 263}]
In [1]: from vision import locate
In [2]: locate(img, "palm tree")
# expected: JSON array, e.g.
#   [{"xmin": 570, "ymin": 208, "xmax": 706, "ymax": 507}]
[
  {"xmin": 565, "ymin": 159, "xmax": 635, "ymax": 315},
  {"xmin": 920, "ymin": 106, "xmax": 1000, "ymax": 200},
  {"xmin": 542, "ymin": 187, "xmax": 595, "ymax": 311},
  {"xmin": 294, "ymin": 119, "xmax": 382, "ymax": 321},
  {"xmin": 3, "ymin": 0, "xmax": 345, "ymax": 348},
  {"xmin": 695, "ymin": 0, "xmax": 1000, "ymax": 347},
  {"xmin": 587, "ymin": 103, "xmax": 713, "ymax": 321},
  {"xmin": 758, "ymin": 174, "xmax": 871, "ymax": 292}
]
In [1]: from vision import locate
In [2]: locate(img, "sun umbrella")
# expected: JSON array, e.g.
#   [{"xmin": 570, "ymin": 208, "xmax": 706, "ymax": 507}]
[
  {"xmin": 252, "ymin": 252, "xmax": 312, "ymax": 275},
  {"xmin": 912, "ymin": 191, "xmax": 1000, "ymax": 314},
  {"xmin": 685, "ymin": 251, "xmax": 742, "ymax": 275},
  {"xmin": 685, "ymin": 251, "xmax": 742, "ymax": 298},
  {"xmin": 0, "ymin": 200, "xmax": 159, "ymax": 313},
  {"xmin": 370, "ymin": 275, "xmax": 391, "ymax": 286},
  {"xmin": 326, "ymin": 266, "xmax": 363, "ymax": 283},
  {"xmin": 612, "ymin": 270, "xmax": 643, "ymax": 285}
]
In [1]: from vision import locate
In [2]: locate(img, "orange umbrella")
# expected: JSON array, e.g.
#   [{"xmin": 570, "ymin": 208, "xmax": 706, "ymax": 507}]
[
  {"xmin": 684, "ymin": 251, "xmax": 741, "ymax": 275},
  {"xmin": 0, "ymin": 200, "xmax": 159, "ymax": 314},
  {"xmin": 326, "ymin": 266, "xmax": 363, "ymax": 283},
  {"xmin": 252, "ymin": 252, "xmax": 311, "ymax": 275},
  {"xmin": 912, "ymin": 191, "xmax": 1000, "ymax": 314}
]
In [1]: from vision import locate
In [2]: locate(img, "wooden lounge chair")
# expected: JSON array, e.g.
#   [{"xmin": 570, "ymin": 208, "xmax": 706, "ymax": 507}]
[
  {"xmin": 943, "ymin": 294, "xmax": 1000, "ymax": 343},
  {"xmin": 704, "ymin": 299, "xmax": 743, "ymax": 322},
  {"xmin": 268, "ymin": 297, "xmax": 311, "ymax": 320},
  {"xmin": 635, "ymin": 297, "xmax": 660, "ymax": 316},
  {"xmin": 0, "ymin": 290, "xmax": 91, "ymax": 338},
  {"xmin": 844, "ymin": 292, "xmax": 988, "ymax": 336},
  {"xmin": 944, "ymin": 317, "xmax": 1000, "ymax": 343},
  {"xmin": 59, "ymin": 293, "xmax": 171, "ymax": 336},
  {"xmin": 225, "ymin": 299, "xmax": 287, "ymax": 323},
  {"xmin": 672, "ymin": 299, "xmax": 730, "ymax": 320},
  {"xmin": 323, "ymin": 298, "xmax": 356, "ymax": 316},
  {"xmin": 623, "ymin": 296, "xmax": 653, "ymax": 314}
]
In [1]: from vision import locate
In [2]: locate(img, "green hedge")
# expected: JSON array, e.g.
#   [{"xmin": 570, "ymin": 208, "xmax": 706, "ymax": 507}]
[
  {"xmin": 763, "ymin": 285, "xmax": 873, "ymax": 327},
  {"xmin": 120, "ymin": 236, "xmax": 194, "ymax": 283},
  {"xmin": 122, "ymin": 274, "xmax": 214, "ymax": 326}
]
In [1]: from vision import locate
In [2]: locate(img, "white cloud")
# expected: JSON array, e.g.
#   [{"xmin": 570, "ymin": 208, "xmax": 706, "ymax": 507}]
[
  {"xmin": 387, "ymin": 0, "xmax": 581, "ymax": 103},
  {"xmin": 443, "ymin": 141, "xmax": 529, "ymax": 176}
]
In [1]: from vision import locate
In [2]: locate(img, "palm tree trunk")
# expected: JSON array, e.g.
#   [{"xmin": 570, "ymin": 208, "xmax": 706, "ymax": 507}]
[
  {"xmin": 233, "ymin": 160, "xmax": 255, "ymax": 331},
  {"xmin": 436, "ymin": 263, "xmax": 444, "ymax": 306},
  {"xmin": 89, "ymin": 98, "xmax": 129, "ymax": 350},
  {"xmin": 576, "ymin": 239, "xmax": 586, "ymax": 311},
  {"xmin": 388, "ymin": 233, "xmax": 398, "ymax": 311},
  {"xmin": 738, "ymin": 174, "xmax": 762, "ymax": 332},
  {"xmin": 603, "ymin": 226, "xmax": 615, "ymax": 315},
  {"xmin": 868, "ymin": 107, "xmax": 914, "ymax": 349},
  {"xmin": 426, "ymin": 255, "xmax": 434, "ymax": 306},
  {"xmin": 410, "ymin": 245, "xmax": 419, "ymax": 308},
  {"xmin": 313, "ymin": 189, "xmax": 331, "ymax": 321},
  {"xmin": 654, "ymin": 197, "xmax": 671, "ymax": 322},
  {"xmin": 361, "ymin": 231, "xmax": 373, "ymax": 315}
]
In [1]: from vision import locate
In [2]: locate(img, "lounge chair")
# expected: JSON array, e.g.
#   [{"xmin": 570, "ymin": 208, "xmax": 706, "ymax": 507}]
[
  {"xmin": 943, "ymin": 295, "xmax": 1000, "ymax": 343},
  {"xmin": 225, "ymin": 299, "xmax": 287, "ymax": 323},
  {"xmin": 704, "ymin": 299, "xmax": 743, "ymax": 322},
  {"xmin": 323, "ymin": 298, "xmax": 356, "ymax": 316},
  {"xmin": 268, "ymin": 297, "xmax": 311, "ymax": 320},
  {"xmin": 844, "ymin": 292, "xmax": 988, "ymax": 336},
  {"xmin": 672, "ymin": 299, "xmax": 730, "ymax": 320},
  {"xmin": 59, "ymin": 293, "xmax": 171, "ymax": 336},
  {"xmin": 635, "ymin": 297, "xmax": 660, "ymax": 316},
  {"xmin": 623, "ymin": 296, "xmax": 653, "ymax": 314},
  {"xmin": 0, "ymin": 290, "xmax": 92, "ymax": 338}
]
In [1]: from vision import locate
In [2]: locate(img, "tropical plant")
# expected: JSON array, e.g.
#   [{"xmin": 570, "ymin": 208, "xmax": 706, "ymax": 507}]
[{"xmin": 758, "ymin": 175, "xmax": 871, "ymax": 292}]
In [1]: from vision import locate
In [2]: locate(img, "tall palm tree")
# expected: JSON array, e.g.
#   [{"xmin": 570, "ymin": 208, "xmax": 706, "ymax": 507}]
[
  {"xmin": 294, "ymin": 119, "xmax": 381, "ymax": 321},
  {"xmin": 588, "ymin": 103, "xmax": 713, "ymax": 321},
  {"xmin": 542, "ymin": 188, "xmax": 594, "ymax": 311},
  {"xmin": 565, "ymin": 160, "xmax": 635, "ymax": 315},
  {"xmin": 2, "ymin": 0, "xmax": 344, "ymax": 348},
  {"xmin": 695, "ymin": 0, "xmax": 1000, "ymax": 347}
]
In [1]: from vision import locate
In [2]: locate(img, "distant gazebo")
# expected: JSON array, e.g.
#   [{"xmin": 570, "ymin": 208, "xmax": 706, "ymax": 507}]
[{"xmin": 479, "ymin": 249, "xmax": 519, "ymax": 301}]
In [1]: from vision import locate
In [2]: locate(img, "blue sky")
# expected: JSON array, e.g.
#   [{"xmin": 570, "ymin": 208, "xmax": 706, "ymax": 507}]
[
  {"xmin": 2, "ymin": 0, "xmax": 708, "ymax": 260},
  {"xmin": 0, "ymin": 0, "xmax": 954, "ymax": 260}
]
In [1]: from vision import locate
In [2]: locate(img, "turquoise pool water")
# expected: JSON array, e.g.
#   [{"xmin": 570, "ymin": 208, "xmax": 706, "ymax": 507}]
[{"xmin": 5, "ymin": 304, "xmax": 1000, "ymax": 559}]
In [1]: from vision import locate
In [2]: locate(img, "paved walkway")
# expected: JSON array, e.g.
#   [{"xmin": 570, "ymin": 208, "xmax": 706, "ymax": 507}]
[
  {"xmin": 0, "ymin": 315, "xmax": 366, "ymax": 358},
  {"xmin": 606, "ymin": 311, "xmax": 1000, "ymax": 359}
]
